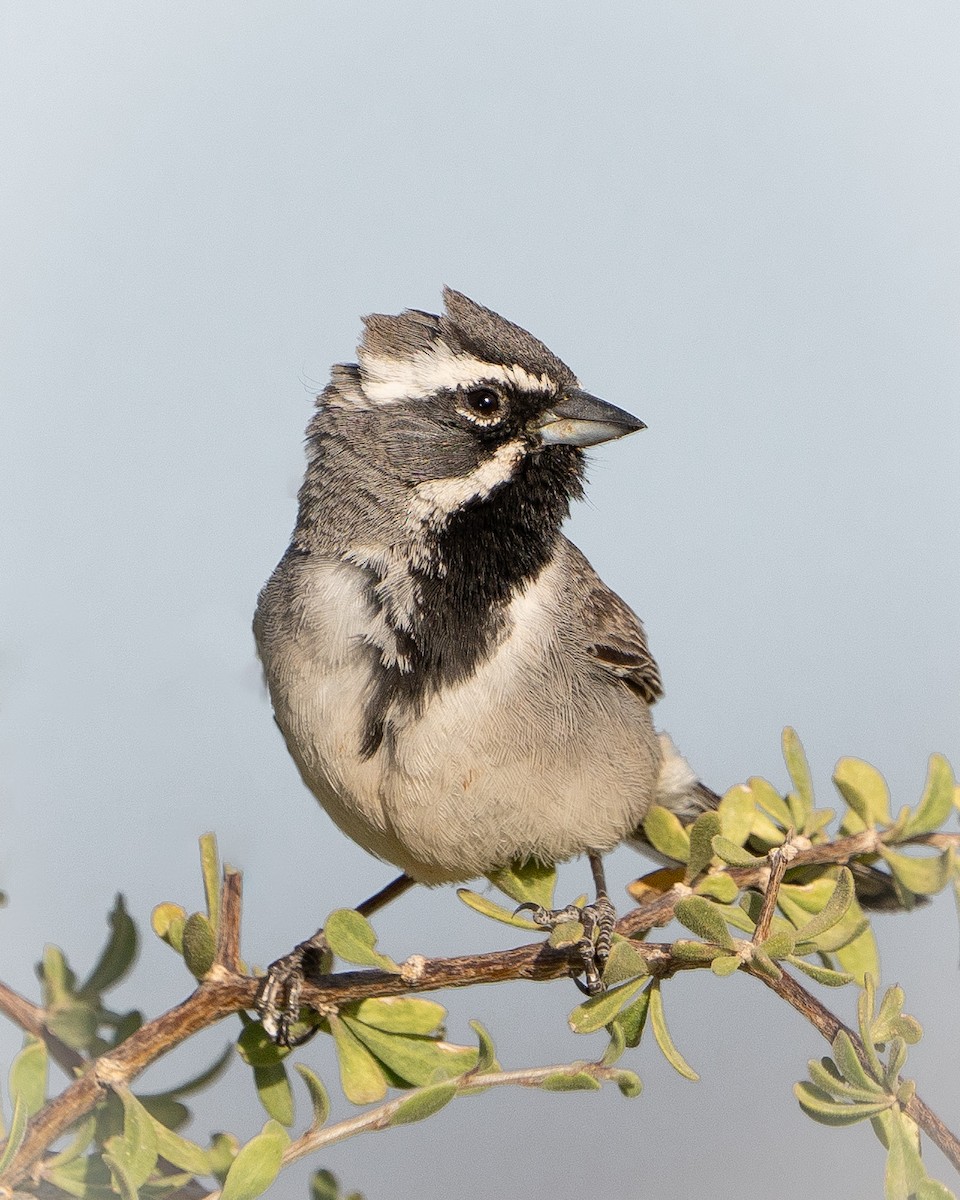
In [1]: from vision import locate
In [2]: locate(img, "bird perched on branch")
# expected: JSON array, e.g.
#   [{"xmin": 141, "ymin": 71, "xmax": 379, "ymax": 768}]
[{"xmin": 253, "ymin": 288, "xmax": 718, "ymax": 1041}]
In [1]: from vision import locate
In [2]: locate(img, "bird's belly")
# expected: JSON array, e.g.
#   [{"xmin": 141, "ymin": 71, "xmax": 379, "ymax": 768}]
[
  {"xmin": 378, "ymin": 650, "xmax": 661, "ymax": 883},
  {"xmin": 258, "ymin": 560, "xmax": 661, "ymax": 885}
]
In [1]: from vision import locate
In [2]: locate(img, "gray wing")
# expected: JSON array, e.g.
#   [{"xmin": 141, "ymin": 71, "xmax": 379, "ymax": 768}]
[{"xmin": 563, "ymin": 539, "xmax": 664, "ymax": 705}]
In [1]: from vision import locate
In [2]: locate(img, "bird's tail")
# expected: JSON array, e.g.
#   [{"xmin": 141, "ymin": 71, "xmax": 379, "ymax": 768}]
[{"xmin": 637, "ymin": 732, "xmax": 905, "ymax": 912}]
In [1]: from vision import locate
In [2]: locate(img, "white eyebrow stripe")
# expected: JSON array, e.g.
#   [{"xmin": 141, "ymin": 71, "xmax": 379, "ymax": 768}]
[{"xmin": 357, "ymin": 343, "xmax": 563, "ymax": 404}]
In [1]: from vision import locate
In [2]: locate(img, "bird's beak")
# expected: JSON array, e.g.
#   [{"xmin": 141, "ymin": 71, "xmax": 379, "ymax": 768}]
[{"xmin": 534, "ymin": 389, "xmax": 646, "ymax": 448}]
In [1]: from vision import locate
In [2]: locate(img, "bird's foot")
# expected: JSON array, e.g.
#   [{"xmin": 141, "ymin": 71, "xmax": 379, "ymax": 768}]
[
  {"xmin": 516, "ymin": 894, "xmax": 617, "ymax": 996},
  {"xmin": 256, "ymin": 930, "xmax": 331, "ymax": 1047}
]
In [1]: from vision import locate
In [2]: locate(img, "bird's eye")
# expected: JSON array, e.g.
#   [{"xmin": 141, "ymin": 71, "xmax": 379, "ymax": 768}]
[{"xmin": 464, "ymin": 387, "xmax": 502, "ymax": 418}]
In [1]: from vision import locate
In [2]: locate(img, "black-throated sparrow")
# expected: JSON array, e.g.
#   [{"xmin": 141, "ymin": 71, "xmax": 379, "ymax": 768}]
[{"xmin": 253, "ymin": 288, "xmax": 716, "ymax": 1041}]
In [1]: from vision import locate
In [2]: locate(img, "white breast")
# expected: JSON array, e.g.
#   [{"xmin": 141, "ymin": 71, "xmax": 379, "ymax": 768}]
[{"xmin": 256, "ymin": 552, "xmax": 661, "ymax": 884}]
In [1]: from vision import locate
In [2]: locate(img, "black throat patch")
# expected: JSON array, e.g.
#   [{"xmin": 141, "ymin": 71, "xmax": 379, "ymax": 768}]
[{"xmin": 359, "ymin": 445, "xmax": 583, "ymax": 757}]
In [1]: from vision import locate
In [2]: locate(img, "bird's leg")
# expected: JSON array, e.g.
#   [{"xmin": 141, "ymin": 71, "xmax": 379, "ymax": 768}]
[
  {"xmin": 257, "ymin": 872, "xmax": 415, "ymax": 1046},
  {"xmin": 516, "ymin": 851, "xmax": 616, "ymax": 996}
]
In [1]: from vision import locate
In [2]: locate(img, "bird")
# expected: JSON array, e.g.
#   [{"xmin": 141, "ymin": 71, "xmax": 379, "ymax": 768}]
[
  {"xmin": 252, "ymin": 287, "xmax": 717, "ymax": 1042},
  {"xmin": 252, "ymin": 288, "xmax": 897, "ymax": 1043}
]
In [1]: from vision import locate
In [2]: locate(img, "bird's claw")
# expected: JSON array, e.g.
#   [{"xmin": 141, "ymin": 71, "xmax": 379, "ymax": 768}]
[
  {"xmin": 515, "ymin": 895, "xmax": 616, "ymax": 996},
  {"xmin": 256, "ymin": 932, "xmax": 330, "ymax": 1047}
]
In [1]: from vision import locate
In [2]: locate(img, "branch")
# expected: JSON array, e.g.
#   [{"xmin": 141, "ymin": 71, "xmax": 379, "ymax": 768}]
[
  {"xmin": 752, "ymin": 966, "xmax": 960, "ymax": 1175},
  {"xmin": 2, "ymin": 830, "xmax": 959, "ymax": 1190},
  {"xmin": 0, "ymin": 980, "xmax": 85, "ymax": 1077}
]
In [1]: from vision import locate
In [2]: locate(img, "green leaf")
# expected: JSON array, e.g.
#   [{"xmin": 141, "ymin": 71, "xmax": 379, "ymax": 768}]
[
  {"xmin": 671, "ymin": 940, "xmax": 724, "ymax": 964},
  {"xmin": 105, "ymin": 1087, "xmax": 159, "ymax": 1190},
  {"xmin": 220, "ymin": 1120, "xmax": 290, "ymax": 1200},
  {"xmin": 486, "ymin": 860, "xmax": 556, "ymax": 909},
  {"xmin": 834, "ymin": 920, "xmax": 880, "ymax": 986},
  {"xmin": 40, "ymin": 945, "xmax": 79, "ymax": 1010},
  {"xmin": 310, "ymin": 1169, "xmax": 341, "ymax": 1200},
  {"xmin": 795, "ymin": 915, "xmax": 869, "ymax": 957},
  {"xmin": 832, "ymin": 1029, "xmax": 882, "ymax": 1092},
  {"xmin": 456, "ymin": 888, "xmax": 541, "ymax": 929},
  {"xmin": 791, "ymin": 868, "xmax": 855, "ymax": 944},
  {"xmin": 324, "ymin": 909, "xmax": 400, "ymax": 972},
  {"xmin": 342, "ymin": 1017, "xmax": 477, "ymax": 1086},
  {"xmin": 349, "ymin": 996, "xmax": 446, "ymax": 1036},
  {"xmin": 642, "ymin": 805, "xmax": 690, "ymax": 863},
  {"xmin": 833, "ymin": 758, "xmax": 891, "ymax": 827},
  {"xmin": 469, "ymin": 1021, "xmax": 498, "ymax": 1074},
  {"xmin": 648, "ymin": 981, "xmax": 699, "ymax": 1081},
  {"xmin": 547, "ymin": 916, "xmax": 585, "ymax": 948},
  {"xmin": 388, "ymin": 1081, "xmax": 457, "ymax": 1125},
  {"xmin": 806, "ymin": 1057, "xmax": 887, "ymax": 1104},
  {"xmin": 612, "ymin": 1069, "xmax": 643, "ymax": 1097},
  {"xmin": 601, "ymin": 938, "xmax": 651, "ymax": 986},
  {"xmin": 779, "ymin": 876, "xmax": 845, "ymax": 913},
  {"xmin": 569, "ymin": 977, "xmax": 647, "ymax": 1034},
  {"xmin": 46, "ymin": 1002, "xmax": 98, "ymax": 1052},
  {"xmin": 237, "ymin": 1021, "xmax": 290, "ymax": 1067},
  {"xmin": 760, "ymin": 931, "xmax": 796, "ymax": 960},
  {"xmin": 146, "ymin": 1112, "xmax": 214, "ymax": 1176},
  {"xmin": 915, "ymin": 1180, "xmax": 956, "ymax": 1200},
  {"xmin": 685, "ymin": 811, "xmax": 722, "ymax": 882},
  {"xmin": 329, "ymin": 1016, "xmax": 388, "ymax": 1104},
  {"xmin": 747, "ymin": 777, "xmax": 794, "ymax": 830},
  {"xmin": 254, "ymin": 1062, "xmax": 295, "ymax": 1126},
  {"xmin": 81, "ymin": 895, "xmax": 139, "ymax": 997},
  {"xmin": 613, "ymin": 987, "xmax": 651, "ymax": 1048},
  {"xmin": 9, "ymin": 1038, "xmax": 47, "ymax": 1117},
  {"xmin": 540, "ymin": 1070, "xmax": 601, "ymax": 1092},
  {"xmin": 151, "ymin": 902, "xmax": 187, "ymax": 954},
  {"xmin": 794, "ymin": 1081, "xmax": 892, "ymax": 1126},
  {"xmin": 786, "ymin": 957, "xmax": 853, "ymax": 987},
  {"xmin": 782, "ymin": 727, "xmax": 815, "ymax": 828},
  {"xmin": 716, "ymin": 786, "xmax": 757, "ymax": 847},
  {"xmin": 879, "ymin": 848, "xmax": 951, "ymax": 896},
  {"xmin": 721, "ymin": 901, "xmax": 759, "ymax": 934},
  {"xmin": 884, "ymin": 1110, "xmax": 926, "ymax": 1200},
  {"xmin": 711, "ymin": 954, "xmax": 741, "ymax": 977},
  {"xmin": 871, "ymin": 986, "xmax": 923, "ymax": 1047},
  {"xmin": 694, "ymin": 873, "xmax": 740, "ymax": 902},
  {"xmin": 711, "ymin": 837, "xmax": 763, "ymax": 867},
  {"xmin": 182, "ymin": 912, "xmax": 216, "ymax": 979},
  {"xmin": 601, "ymin": 1019, "xmax": 626, "ymax": 1066},
  {"xmin": 0, "ymin": 1095, "xmax": 27, "ymax": 1175},
  {"xmin": 199, "ymin": 832, "xmax": 221, "ymax": 931},
  {"xmin": 674, "ymin": 896, "xmax": 736, "ymax": 948},
  {"xmin": 882, "ymin": 1038, "xmax": 908, "ymax": 1091},
  {"xmin": 294, "ymin": 1064, "xmax": 331, "ymax": 1129},
  {"xmin": 103, "ymin": 1148, "xmax": 140, "ymax": 1200}
]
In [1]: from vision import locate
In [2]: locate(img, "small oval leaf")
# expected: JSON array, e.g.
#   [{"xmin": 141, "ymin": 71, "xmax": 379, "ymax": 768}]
[
  {"xmin": 388, "ymin": 1081, "xmax": 457, "ymax": 1125},
  {"xmin": 294, "ymin": 1064, "xmax": 331, "ymax": 1130},
  {"xmin": 833, "ymin": 758, "xmax": 891, "ymax": 828},
  {"xmin": 486, "ymin": 860, "xmax": 557, "ymax": 909},
  {"xmin": 182, "ymin": 912, "xmax": 216, "ymax": 979},
  {"xmin": 648, "ymin": 982, "xmax": 699, "ymax": 1081},
  {"xmin": 642, "ymin": 806, "xmax": 690, "ymax": 863},
  {"xmin": 324, "ymin": 910, "xmax": 400, "ymax": 972},
  {"xmin": 220, "ymin": 1120, "xmax": 290, "ymax": 1200}
]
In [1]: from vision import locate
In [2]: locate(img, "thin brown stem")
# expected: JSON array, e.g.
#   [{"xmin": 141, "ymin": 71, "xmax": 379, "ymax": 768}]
[
  {"xmin": 751, "ymin": 966, "xmax": 960, "ymax": 1176},
  {"xmin": 752, "ymin": 841, "xmax": 793, "ymax": 945}
]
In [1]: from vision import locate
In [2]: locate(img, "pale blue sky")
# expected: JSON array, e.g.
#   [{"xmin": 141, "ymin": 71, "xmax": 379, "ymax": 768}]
[{"xmin": 2, "ymin": 5, "xmax": 959, "ymax": 1198}]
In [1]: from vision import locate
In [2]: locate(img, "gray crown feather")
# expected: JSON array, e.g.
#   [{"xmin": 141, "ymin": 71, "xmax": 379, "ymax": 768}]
[{"xmin": 356, "ymin": 289, "xmax": 577, "ymax": 391}]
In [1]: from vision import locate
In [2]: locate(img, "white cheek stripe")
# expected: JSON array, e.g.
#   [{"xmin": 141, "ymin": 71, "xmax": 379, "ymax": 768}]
[
  {"xmin": 409, "ymin": 440, "xmax": 525, "ymax": 525},
  {"xmin": 358, "ymin": 343, "xmax": 562, "ymax": 405}
]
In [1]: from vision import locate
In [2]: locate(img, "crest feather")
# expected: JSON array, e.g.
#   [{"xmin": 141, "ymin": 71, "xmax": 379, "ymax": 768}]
[{"xmin": 353, "ymin": 290, "xmax": 577, "ymax": 405}]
